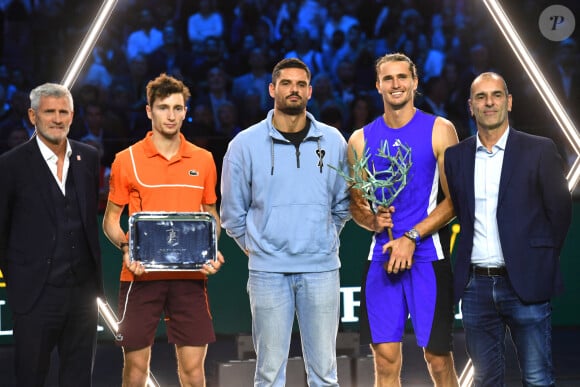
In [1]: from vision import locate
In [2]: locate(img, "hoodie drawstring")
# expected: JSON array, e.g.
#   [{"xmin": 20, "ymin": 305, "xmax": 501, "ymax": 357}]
[{"xmin": 270, "ymin": 138, "xmax": 275, "ymax": 175}]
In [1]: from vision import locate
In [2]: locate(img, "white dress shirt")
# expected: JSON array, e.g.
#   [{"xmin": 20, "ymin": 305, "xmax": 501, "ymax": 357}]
[
  {"xmin": 36, "ymin": 135, "xmax": 71, "ymax": 195},
  {"xmin": 470, "ymin": 128, "xmax": 510, "ymax": 268}
]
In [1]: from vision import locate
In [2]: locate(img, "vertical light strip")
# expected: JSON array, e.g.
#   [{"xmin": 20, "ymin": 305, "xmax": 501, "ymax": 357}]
[
  {"xmin": 460, "ymin": 2, "xmax": 579, "ymax": 385},
  {"xmin": 482, "ymin": 0, "xmax": 580, "ymax": 191},
  {"xmin": 61, "ymin": 0, "xmax": 118, "ymax": 89}
]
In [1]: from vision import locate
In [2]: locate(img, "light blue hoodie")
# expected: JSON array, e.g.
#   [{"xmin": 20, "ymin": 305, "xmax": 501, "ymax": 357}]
[{"xmin": 220, "ymin": 109, "xmax": 351, "ymax": 273}]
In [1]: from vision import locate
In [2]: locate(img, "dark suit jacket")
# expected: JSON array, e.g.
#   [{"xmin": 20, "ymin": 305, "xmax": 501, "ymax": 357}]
[
  {"xmin": 0, "ymin": 138, "xmax": 104, "ymax": 314},
  {"xmin": 444, "ymin": 128, "xmax": 572, "ymax": 304}
]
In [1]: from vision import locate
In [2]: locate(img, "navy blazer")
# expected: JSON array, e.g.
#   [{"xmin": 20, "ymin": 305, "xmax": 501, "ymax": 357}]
[
  {"xmin": 444, "ymin": 128, "xmax": 572, "ymax": 304},
  {"xmin": 0, "ymin": 138, "xmax": 104, "ymax": 314}
]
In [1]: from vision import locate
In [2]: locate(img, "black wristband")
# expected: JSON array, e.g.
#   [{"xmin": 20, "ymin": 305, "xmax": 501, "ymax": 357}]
[{"xmin": 119, "ymin": 242, "xmax": 129, "ymax": 250}]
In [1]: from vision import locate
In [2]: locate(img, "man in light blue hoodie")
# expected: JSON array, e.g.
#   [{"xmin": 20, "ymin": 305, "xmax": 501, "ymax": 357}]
[{"xmin": 221, "ymin": 58, "xmax": 351, "ymax": 386}]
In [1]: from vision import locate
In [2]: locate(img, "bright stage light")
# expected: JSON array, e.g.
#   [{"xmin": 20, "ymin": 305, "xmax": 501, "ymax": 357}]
[
  {"xmin": 458, "ymin": 358, "xmax": 474, "ymax": 387},
  {"xmin": 96, "ymin": 297, "xmax": 119, "ymax": 335},
  {"xmin": 61, "ymin": 0, "xmax": 117, "ymax": 89}
]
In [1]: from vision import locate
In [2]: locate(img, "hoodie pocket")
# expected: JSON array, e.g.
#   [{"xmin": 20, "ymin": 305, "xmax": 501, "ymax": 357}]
[{"xmin": 260, "ymin": 204, "xmax": 334, "ymax": 255}]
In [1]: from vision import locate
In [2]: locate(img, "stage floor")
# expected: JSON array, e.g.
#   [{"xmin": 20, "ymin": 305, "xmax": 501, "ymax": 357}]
[{"xmin": 1, "ymin": 328, "xmax": 579, "ymax": 386}]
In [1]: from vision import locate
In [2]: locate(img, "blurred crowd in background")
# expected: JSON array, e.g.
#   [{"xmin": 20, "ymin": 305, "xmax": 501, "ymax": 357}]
[{"xmin": 0, "ymin": 0, "xmax": 578, "ymax": 207}]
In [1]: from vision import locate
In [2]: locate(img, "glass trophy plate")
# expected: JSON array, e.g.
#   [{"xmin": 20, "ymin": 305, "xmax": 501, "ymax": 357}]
[{"xmin": 128, "ymin": 212, "xmax": 217, "ymax": 271}]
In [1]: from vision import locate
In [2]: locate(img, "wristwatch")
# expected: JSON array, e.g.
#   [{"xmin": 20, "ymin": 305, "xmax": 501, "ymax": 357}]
[{"xmin": 404, "ymin": 228, "xmax": 421, "ymax": 246}]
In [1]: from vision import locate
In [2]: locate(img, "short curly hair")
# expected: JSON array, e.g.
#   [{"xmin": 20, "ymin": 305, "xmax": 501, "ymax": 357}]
[{"xmin": 146, "ymin": 73, "xmax": 191, "ymax": 107}]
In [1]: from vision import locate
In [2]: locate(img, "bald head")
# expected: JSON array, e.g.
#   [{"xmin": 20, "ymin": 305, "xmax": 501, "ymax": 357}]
[{"xmin": 470, "ymin": 72, "xmax": 508, "ymax": 98}]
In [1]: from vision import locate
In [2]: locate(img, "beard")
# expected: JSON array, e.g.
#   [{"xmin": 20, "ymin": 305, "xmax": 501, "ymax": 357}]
[
  {"xmin": 278, "ymin": 104, "xmax": 306, "ymax": 115},
  {"xmin": 37, "ymin": 126, "xmax": 69, "ymax": 145},
  {"xmin": 276, "ymin": 95, "xmax": 307, "ymax": 116}
]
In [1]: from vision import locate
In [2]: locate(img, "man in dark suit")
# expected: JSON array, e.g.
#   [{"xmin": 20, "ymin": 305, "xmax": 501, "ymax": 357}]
[
  {"xmin": 0, "ymin": 83, "xmax": 103, "ymax": 386},
  {"xmin": 444, "ymin": 72, "xmax": 572, "ymax": 386}
]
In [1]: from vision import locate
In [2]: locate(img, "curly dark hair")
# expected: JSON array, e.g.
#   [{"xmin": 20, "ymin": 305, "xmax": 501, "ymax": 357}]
[{"xmin": 146, "ymin": 73, "xmax": 191, "ymax": 107}]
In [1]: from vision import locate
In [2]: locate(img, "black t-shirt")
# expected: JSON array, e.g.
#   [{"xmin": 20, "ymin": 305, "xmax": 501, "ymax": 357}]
[{"xmin": 277, "ymin": 119, "xmax": 311, "ymax": 147}]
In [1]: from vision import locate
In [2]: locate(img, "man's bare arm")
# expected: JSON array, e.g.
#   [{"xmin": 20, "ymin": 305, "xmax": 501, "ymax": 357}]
[
  {"xmin": 411, "ymin": 116, "xmax": 458, "ymax": 238},
  {"xmin": 102, "ymin": 200, "xmax": 147, "ymax": 275}
]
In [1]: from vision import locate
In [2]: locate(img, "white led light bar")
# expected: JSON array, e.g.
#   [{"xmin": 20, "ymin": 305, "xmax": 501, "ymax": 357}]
[
  {"xmin": 458, "ymin": 358, "xmax": 474, "ymax": 387},
  {"xmin": 96, "ymin": 297, "xmax": 119, "ymax": 334},
  {"xmin": 61, "ymin": 0, "xmax": 118, "ymax": 89}
]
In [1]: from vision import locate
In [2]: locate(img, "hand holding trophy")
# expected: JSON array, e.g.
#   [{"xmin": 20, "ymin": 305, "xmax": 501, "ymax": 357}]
[{"xmin": 332, "ymin": 138, "xmax": 412, "ymax": 247}]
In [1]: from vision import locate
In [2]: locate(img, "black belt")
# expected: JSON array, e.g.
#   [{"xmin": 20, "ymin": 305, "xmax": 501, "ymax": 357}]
[{"xmin": 471, "ymin": 265, "xmax": 507, "ymax": 276}]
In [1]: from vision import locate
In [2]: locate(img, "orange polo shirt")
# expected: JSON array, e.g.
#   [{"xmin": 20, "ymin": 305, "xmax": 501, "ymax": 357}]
[{"xmin": 108, "ymin": 131, "xmax": 217, "ymax": 281}]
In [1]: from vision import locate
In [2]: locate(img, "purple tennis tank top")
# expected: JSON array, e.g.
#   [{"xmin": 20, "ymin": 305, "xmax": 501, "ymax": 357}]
[{"xmin": 363, "ymin": 109, "xmax": 446, "ymax": 263}]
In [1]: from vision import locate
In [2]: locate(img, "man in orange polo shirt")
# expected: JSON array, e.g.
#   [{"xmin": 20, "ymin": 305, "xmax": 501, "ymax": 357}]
[{"xmin": 103, "ymin": 73, "xmax": 224, "ymax": 387}]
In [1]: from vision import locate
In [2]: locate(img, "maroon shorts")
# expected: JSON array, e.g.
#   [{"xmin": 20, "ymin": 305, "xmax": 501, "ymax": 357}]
[{"xmin": 116, "ymin": 280, "xmax": 216, "ymax": 349}]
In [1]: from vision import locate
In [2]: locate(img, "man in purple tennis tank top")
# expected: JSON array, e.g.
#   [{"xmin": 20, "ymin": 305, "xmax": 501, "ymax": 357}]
[{"xmin": 348, "ymin": 52, "xmax": 460, "ymax": 386}]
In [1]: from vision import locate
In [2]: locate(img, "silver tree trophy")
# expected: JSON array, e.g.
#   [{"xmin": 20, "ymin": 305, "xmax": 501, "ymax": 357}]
[{"xmin": 332, "ymin": 139, "xmax": 412, "ymax": 243}]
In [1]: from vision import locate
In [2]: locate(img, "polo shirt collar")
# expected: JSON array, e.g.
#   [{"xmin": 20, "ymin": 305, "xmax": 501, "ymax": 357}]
[{"xmin": 142, "ymin": 131, "xmax": 194, "ymax": 159}]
